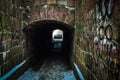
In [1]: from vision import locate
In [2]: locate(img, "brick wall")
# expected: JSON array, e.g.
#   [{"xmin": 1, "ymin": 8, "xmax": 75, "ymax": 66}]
[
  {"xmin": 0, "ymin": 0, "xmax": 27, "ymax": 77},
  {"xmin": 74, "ymin": 0, "xmax": 120, "ymax": 80},
  {"xmin": 28, "ymin": 0, "xmax": 75, "ymax": 26}
]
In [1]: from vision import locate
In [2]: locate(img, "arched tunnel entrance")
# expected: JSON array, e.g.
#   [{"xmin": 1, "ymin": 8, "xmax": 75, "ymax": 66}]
[
  {"xmin": 17, "ymin": 20, "xmax": 76, "ymax": 80},
  {"xmin": 23, "ymin": 20, "xmax": 74, "ymax": 67}
]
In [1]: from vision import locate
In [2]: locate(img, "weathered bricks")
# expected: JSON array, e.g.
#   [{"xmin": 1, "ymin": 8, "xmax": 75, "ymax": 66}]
[{"xmin": 74, "ymin": 0, "xmax": 120, "ymax": 80}]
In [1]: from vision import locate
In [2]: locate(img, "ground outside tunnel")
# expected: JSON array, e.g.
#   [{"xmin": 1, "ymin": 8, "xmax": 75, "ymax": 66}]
[{"xmin": 17, "ymin": 54, "xmax": 76, "ymax": 80}]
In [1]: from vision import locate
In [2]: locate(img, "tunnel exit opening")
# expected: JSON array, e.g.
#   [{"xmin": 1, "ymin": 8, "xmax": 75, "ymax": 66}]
[
  {"xmin": 23, "ymin": 20, "xmax": 74, "ymax": 67},
  {"xmin": 52, "ymin": 29, "xmax": 63, "ymax": 51}
]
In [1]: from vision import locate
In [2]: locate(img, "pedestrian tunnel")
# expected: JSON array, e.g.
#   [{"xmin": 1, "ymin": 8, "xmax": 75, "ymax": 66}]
[{"xmin": 23, "ymin": 20, "xmax": 74, "ymax": 65}]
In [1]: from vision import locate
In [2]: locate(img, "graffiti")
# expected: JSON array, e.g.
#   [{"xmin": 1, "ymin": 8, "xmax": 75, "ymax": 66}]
[
  {"xmin": 39, "ymin": 7, "xmax": 46, "ymax": 19},
  {"xmin": 47, "ymin": 6, "xmax": 54, "ymax": 19},
  {"xmin": 92, "ymin": 23, "xmax": 119, "ymax": 66},
  {"xmin": 53, "ymin": 7, "xmax": 59, "ymax": 20},
  {"xmin": 105, "ymin": 24, "xmax": 113, "ymax": 40},
  {"xmin": 96, "ymin": 0, "xmax": 115, "ymax": 21},
  {"xmin": 98, "ymin": 26, "xmax": 104, "ymax": 40},
  {"xmin": 77, "ymin": 0, "xmax": 120, "ymax": 79},
  {"xmin": 38, "ymin": 5, "xmax": 75, "ymax": 24},
  {"xmin": 97, "ymin": 24, "xmax": 113, "ymax": 40},
  {"xmin": 51, "ymin": 0, "xmax": 120, "ymax": 80},
  {"xmin": 84, "ymin": 23, "xmax": 120, "ymax": 79},
  {"xmin": 86, "ymin": 8, "xmax": 95, "ymax": 21},
  {"xmin": 58, "ymin": 7, "xmax": 67, "ymax": 21}
]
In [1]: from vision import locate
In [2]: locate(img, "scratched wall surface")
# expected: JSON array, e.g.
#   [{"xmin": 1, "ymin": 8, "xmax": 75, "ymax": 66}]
[{"xmin": 74, "ymin": 0, "xmax": 120, "ymax": 80}]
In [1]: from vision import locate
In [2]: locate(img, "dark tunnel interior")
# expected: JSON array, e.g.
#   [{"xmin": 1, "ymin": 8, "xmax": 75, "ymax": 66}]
[{"xmin": 23, "ymin": 20, "xmax": 74, "ymax": 67}]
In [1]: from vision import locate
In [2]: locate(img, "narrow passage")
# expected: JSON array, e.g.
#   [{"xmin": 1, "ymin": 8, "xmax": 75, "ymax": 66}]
[{"xmin": 17, "ymin": 54, "xmax": 76, "ymax": 80}]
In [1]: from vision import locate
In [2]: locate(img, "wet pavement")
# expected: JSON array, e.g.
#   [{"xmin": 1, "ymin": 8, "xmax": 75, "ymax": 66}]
[{"xmin": 17, "ymin": 55, "xmax": 76, "ymax": 80}]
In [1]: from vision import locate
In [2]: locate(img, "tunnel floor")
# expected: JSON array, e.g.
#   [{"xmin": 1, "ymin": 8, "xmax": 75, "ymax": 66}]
[{"xmin": 17, "ymin": 54, "xmax": 76, "ymax": 80}]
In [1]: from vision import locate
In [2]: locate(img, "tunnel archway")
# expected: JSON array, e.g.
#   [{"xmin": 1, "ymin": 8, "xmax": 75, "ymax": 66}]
[{"xmin": 23, "ymin": 20, "xmax": 74, "ymax": 65}]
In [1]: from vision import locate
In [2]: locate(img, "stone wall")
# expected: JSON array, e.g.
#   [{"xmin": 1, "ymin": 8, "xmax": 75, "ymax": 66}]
[
  {"xmin": 0, "ymin": 0, "xmax": 28, "ymax": 78},
  {"xmin": 74, "ymin": 0, "xmax": 120, "ymax": 80},
  {"xmin": 28, "ymin": 0, "xmax": 75, "ymax": 26}
]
